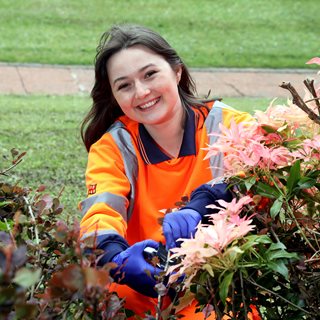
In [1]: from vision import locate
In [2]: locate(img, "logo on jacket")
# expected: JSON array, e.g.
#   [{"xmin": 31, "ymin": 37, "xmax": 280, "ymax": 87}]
[{"xmin": 88, "ymin": 184, "xmax": 97, "ymax": 195}]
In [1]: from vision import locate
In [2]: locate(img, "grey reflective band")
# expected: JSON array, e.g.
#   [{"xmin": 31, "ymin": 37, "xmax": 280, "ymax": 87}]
[
  {"xmin": 80, "ymin": 191, "xmax": 128, "ymax": 217},
  {"xmin": 109, "ymin": 121, "xmax": 138, "ymax": 221},
  {"xmin": 204, "ymin": 101, "xmax": 225, "ymax": 179},
  {"xmin": 81, "ymin": 229, "xmax": 120, "ymax": 240}
]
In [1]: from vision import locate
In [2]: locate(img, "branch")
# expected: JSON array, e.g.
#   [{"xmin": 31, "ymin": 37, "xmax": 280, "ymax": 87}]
[
  {"xmin": 303, "ymin": 79, "xmax": 320, "ymax": 115},
  {"xmin": 246, "ymin": 277, "xmax": 310, "ymax": 315},
  {"xmin": 0, "ymin": 158, "xmax": 23, "ymax": 175},
  {"xmin": 279, "ymin": 82, "xmax": 320, "ymax": 125}
]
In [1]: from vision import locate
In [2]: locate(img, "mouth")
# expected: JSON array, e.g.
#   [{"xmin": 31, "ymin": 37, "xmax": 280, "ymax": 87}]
[{"xmin": 137, "ymin": 97, "xmax": 160, "ymax": 110}]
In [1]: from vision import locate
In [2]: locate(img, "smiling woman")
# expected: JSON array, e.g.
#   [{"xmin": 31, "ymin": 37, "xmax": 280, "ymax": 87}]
[{"xmin": 79, "ymin": 24, "xmax": 254, "ymax": 319}]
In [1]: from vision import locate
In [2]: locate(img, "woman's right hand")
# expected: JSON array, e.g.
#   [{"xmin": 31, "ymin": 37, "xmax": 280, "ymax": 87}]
[{"xmin": 111, "ymin": 239, "xmax": 163, "ymax": 297}]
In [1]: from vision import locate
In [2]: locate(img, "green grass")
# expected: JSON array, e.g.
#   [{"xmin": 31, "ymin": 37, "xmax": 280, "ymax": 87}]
[
  {"xmin": 0, "ymin": 95, "xmax": 280, "ymax": 217},
  {"xmin": 0, "ymin": 95, "xmax": 89, "ymax": 218},
  {"xmin": 0, "ymin": 0, "xmax": 318, "ymax": 68}
]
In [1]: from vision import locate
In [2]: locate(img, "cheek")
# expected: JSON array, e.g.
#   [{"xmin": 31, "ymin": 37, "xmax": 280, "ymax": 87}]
[{"xmin": 113, "ymin": 93, "xmax": 132, "ymax": 113}]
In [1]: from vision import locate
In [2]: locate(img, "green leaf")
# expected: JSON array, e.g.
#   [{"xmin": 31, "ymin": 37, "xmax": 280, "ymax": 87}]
[
  {"xmin": 286, "ymin": 160, "xmax": 301, "ymax": 195},
  {"xmin": 297, "ymin": 177, "xmax": 316, "ymax": 190},
  {"xmin": 219, "ymin": 272, "xmax": 234, "ymax": 303},
  {"xmin": 244, "ymin": 176, "xmax": 256, "ymax": 191},
  {"xmin": 0, "ymin": 220, "xmax": 13, "ymax": 231},
  {"xmin": 256, "ymin": 182, "xmax": 280, "ymax": 199},
  {"xmin": 268, "ymin": 241, "xmax": 286, "ymax": 251},
  {"xmin": 241, "ymin": 234, "xmax": 272, "ymax": 251},
  {"xmin": 13, "ymin": 268, "xmax": 41, "ymax": 288},
  {"xmin": 270, "ymin": 197, "xmax": 283, "ymax": 218},
  {"xmin": 202, "ymin": 263, "xmax": 214, "ymax": 277},
  {"xmin": 268, "ymin": 250, "xmax": 298, "ymax": 261},
  {"xmin": 0, "ymin": 200, "xmax": 13, "ymax": 208},
  {"xmin": 267, "ymin": 260, "xmax": 289, "ymax": 279}
]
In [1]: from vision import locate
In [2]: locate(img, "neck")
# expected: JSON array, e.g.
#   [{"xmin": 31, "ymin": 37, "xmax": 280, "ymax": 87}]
[{"xmin": 144, "ymin": 109, "xmax": 186, "ymax": 158}]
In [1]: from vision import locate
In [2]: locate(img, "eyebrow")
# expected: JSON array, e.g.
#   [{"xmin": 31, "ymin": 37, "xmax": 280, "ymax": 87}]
[{"xmin": 113, "ymin": 63, "xmax": 156, "ymax": 86}]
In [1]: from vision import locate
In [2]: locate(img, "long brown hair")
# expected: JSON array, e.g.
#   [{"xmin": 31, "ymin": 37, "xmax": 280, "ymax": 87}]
[{"xmin": 81, "ymin": 24, "xmax": 208, "ymax": 152}]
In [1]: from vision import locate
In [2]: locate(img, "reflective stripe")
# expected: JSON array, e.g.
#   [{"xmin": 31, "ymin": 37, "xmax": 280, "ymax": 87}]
[
  {"xmin": 204, "ymin": 101, "xmax": 225, "ymax": 179},
  {"xmin": 81, "ymin": 229, "xmax": 120, "ymax": 240},
  {"xmin": 109, "ymin": 121, "xmax": 138, "ymax": 221},
  {"xmin": 80, "ymin": 192, "xmax": 127, "ymax": 217}
]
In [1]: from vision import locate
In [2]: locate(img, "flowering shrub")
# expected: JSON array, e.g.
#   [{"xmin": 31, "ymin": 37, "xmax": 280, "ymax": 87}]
[
  {"xmin": 0, "ymin": 150, "xmax": 128, "ymax": 319},
  {"xmin": 166, "ymin": 59, "xmax": 320, "ymax": 319}
]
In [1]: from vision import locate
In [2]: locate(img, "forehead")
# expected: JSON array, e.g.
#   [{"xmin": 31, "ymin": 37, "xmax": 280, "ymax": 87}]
[{"xmin": 107, "ymin": 45, "xmax": 170, "ymax": 80}]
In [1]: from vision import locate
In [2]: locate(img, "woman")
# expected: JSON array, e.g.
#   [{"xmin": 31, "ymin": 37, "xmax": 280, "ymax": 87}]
[{"xmin": 80, "ymin": 24, "xmax": 253, "ymax": 319}]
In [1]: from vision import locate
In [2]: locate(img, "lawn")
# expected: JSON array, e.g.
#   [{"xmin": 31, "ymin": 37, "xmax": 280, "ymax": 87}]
[
  {"xmin": 0, "ymin": 0, "xmax": 318, "ymax": 68},
  {"xmin": 0, "ymin": 95, "xmax": 279, "ymax": 217}
]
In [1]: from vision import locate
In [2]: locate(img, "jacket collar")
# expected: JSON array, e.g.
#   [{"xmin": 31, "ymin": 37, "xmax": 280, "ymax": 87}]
[{"xmin": 138, "ymin": 109, "xmax": 196, "ymax": 164}]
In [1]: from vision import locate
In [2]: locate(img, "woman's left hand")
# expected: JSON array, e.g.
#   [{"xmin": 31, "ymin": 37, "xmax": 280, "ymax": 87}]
[{"xmin": 162, "ymin": 209, "xmax": 201, "ymax": 249}]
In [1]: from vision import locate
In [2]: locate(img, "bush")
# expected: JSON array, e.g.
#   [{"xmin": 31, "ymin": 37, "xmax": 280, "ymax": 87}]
[{"xmin": 0, "ymin": 149, "xmax": 128, "ymax": 320}]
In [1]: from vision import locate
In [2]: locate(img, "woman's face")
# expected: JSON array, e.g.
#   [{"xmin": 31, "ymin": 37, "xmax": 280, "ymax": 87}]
[{"xmin": 107, "ymin": 45, "xmax": 182, "ymax": 127}]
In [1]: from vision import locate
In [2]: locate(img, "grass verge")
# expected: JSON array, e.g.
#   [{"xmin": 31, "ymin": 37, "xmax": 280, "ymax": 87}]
[{"xmin": 0, "ymin": 0, "xmax": 318, "ymax": 68}]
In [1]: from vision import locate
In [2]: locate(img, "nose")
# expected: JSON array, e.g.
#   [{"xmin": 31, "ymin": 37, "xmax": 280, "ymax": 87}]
[{"xmin": 134, "ymin": 81, "xmax": 150, "ymax": 99}]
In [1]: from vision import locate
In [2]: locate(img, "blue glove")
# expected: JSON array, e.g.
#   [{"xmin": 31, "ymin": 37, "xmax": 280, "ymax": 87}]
[
  {"xmin": 111, "ymin": 239, "xmax": 163, "ymax": 297},
  {"xmin": 163, "ymin": 209, "xmax": 201, "ymax": 250},
  {"xmin": 163, "ymin": 183, "xmax": 233, "ymax": 249}
]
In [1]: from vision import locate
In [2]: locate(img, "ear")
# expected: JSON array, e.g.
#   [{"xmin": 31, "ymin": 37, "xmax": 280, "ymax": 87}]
[{"xmin": 175, "ymin": 65, "xmax": 182, "ymax": 84}]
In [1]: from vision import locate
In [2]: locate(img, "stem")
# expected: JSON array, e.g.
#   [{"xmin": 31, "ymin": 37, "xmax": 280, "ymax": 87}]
[
  {"xmin": 0, "ymin": 158, "xmax": 23, "ymax": 175},
  {"xmin": 246, "ymin": 277, "xmax": 310, "ymax": 315},
  {"xmin": 231, "ymin": 280, "xmax": 236, "ymax": 320},
  {"xmin": 280, "ymin": 82, "xmax": 320, "ymax": 125},
  {"xmin": 23, "ymin": 196, "xmax": 40, "ymax": 245},
  {"xmin": 284, "ymin": 199, "xmax": 317, "ymax": 253},
  {"xmin": 268, "ymin": 174, "xmax": 317, "ymax": 253},
  {"xmin": 305, "ymin": 97, "xmax": 320, "ymax": 104},
  {"xmin": 4, "ymin": 218, "xmax": 16, "ymax": 247},
  {"xmin": 156, "ymin": 250, "xmax": 172, "ymax": 320},
  {"xmin": 303, "ymin": 79, "xmax": 320, "ymax": 115},
  {"xmin": 239, "ymin": 272, "xmax": 248, "ymax": 320},
  {"xmin": 23, "ymin": 196, "xmax": 41, "ymax": 300}
]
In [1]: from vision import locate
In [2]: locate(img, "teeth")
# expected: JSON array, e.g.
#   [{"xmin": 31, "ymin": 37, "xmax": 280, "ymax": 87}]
[{"xmin": 139, "ymin": 98, "xmax": 159, "ymax": 109}]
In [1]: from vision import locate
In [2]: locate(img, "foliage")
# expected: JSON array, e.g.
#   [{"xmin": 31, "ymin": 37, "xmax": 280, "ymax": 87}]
[
  {"xmin": 165, "ymin": 59, "xmax": 320, "ymax": 319},
  {"xmin": 0, "ymin": 0, "xmax": 319, "ymax": 68},
  {"xmin": 0, "ymin": 150, "xmax": 128, "ymax": 319}
]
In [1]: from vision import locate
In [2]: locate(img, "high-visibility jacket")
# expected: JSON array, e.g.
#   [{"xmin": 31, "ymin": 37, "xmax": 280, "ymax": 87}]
[{"xmin": 80, "ymin": 100, "xmax": 253, "ymax": 318}]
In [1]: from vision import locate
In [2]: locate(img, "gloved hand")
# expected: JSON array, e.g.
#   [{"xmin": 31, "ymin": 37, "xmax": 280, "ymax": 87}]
[
  {"xmin": 163, "ymin": 183, "xmax": 233, "ymax": 249},
  {"xmin": 111, "ymin": 239, "xmax": 163, "ymax": 297},
  {"xmin": 163, "ymin": 209, "xmax": 201, "ymax": 250}
]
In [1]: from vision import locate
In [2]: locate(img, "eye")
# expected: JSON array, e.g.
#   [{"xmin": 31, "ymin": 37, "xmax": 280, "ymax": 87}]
[
  {"xmin": 117, "ymin": 83, "xmax": 130, "ymax": 91},
  {"xmin": 145, "ymin": 70, "xmax": 157, "ymax": 78}
]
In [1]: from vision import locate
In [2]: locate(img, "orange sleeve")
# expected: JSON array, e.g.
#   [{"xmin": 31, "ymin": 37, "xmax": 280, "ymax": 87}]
[{"xmin": 79, "ymin": 133, "xmax": 130, "ymax": 238}]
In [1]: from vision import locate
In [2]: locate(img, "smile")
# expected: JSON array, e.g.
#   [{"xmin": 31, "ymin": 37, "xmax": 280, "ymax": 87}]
[{"xmin": 138, "ymin": 98, "xmax": 160, "ymax": 110}]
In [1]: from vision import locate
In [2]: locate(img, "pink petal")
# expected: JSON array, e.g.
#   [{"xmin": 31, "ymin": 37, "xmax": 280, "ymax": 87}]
[{"xmin": 306, "ymin": 57, "xmax": 320, "ymax": 65}]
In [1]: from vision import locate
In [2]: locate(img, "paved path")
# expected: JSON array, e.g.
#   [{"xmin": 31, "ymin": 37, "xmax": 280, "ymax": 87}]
[{"xmin": 0, "ymin": 63, "xmax": 316, "ymax": 98}]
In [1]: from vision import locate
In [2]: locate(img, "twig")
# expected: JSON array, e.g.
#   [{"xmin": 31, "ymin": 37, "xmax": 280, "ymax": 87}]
[
  {"xmin": 231, "ymin": 280, "xmax": 236, "ymax": 320},
  {"xmin": 246, "ymin": 277, "xmax": 310, "ymax": 314},
  {"xmin": 4, "ymin": 218, "xmax": 17, "ymax": 247},
  {"xmin": 0, "ymin": 158, "xmax": 23, "ymax": 175},
  {"xmin": 305, "ymin": 97, "xmax": 320, "ymax": 103},
  {"xmin": 303, "ymin": 79, "xmax": 320, "ymax": 115},
  {"xmin": 239, "ymin": 272, "xmax": 248, "ymax": 320},
  {"xmin": 279, "ymin": 82, "xmax": 320, "ymax": 125},
  {"xmin": 156, "ymin": 250, "xmax": 171, "ymax": 320},
  {"xmin": 23, "ymin": 196, "xmax": 40, "ymax": 245}
]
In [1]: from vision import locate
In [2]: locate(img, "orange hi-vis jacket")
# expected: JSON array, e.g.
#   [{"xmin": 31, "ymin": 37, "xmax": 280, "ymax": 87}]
[{"xmin": 79, "ymin": 100, "xmax": 253, "ymax": 318}]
